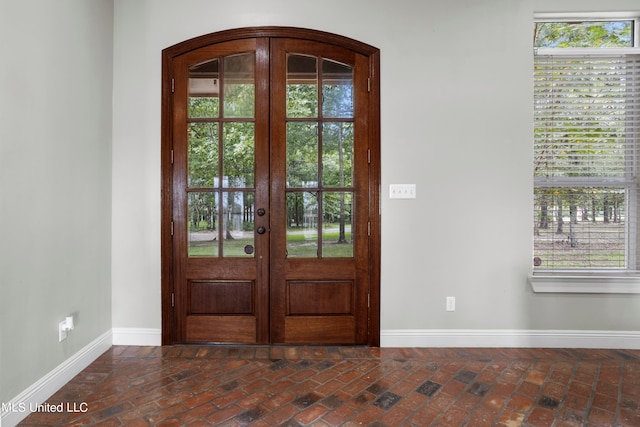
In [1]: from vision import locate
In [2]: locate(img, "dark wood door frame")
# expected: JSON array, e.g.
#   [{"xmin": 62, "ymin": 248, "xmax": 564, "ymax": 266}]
[{"xmin": 161, "ymin": 27, "xmax": 381, "ymax": 346}]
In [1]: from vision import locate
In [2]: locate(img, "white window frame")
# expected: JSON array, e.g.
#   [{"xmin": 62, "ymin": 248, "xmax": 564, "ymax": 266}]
[{"xmin": 529, "ymin": 13, "xmax": 640, "ymax": 293}]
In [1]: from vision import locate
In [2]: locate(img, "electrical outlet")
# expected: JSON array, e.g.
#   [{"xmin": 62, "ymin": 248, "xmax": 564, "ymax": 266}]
[
  {"xmin": 59, "ymin": 320, "xmax": 68, "ymax": 342},
  {"xmin": 446, "ymin": 296, "xmax": 456, "ymax": 312},
  {"xmin": 58, "ymin": 315, "xmax": 74, "ymax": 342}
]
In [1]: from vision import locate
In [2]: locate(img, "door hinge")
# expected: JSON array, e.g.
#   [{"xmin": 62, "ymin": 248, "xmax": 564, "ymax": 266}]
[
  {"xmin": 171, "ymin": 78, "xmax": 175, "ymax": 93},
  {"xmin": 367, "ymin": 77, "xmax": 371, "ymax": 93},
  {"xmin": 171, "ymin": 292, "xmax": 175, "ymax": 307},
  {"xmin": 368, "ymin": 221, "xmax": 371, "ymax": 236},
  {"xmin": 367, "ymin": 149, "xmax": 371, "ymax": 164},
  {"xmin": 171, "ymin": 149, "xmax": 174, "ymax": 165},
  {"xmin": 171, "ymin": 221, "xmax": 174, "ymax": 236},
  {"xmin": 368, "ymin": 293, "xmax": 370, "ymax": 308}
]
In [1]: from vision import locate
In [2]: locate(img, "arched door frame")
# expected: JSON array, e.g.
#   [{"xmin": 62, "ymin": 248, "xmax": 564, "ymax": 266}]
[{"xmin": 161, "ymin": 27, "xmax": 380, "ymax": 345}]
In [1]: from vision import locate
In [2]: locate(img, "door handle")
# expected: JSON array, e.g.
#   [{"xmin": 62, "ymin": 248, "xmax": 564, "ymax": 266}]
[
  {"xmin": 256, "ymin": 208, "xmax": 266, "ymax": 216},
  {"xmin": 257, "ymin": 226, "xmax": 266, "ymax": 234}
]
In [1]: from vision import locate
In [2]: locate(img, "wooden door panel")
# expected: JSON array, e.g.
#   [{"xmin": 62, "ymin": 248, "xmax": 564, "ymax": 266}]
[
  {"xmin": 189, "ymin": 281, "xmax": 254, "ymax": 314},
  {"xmin": 287, "ymin": 281, "xmax": 354, "ymax": 315},
  {"xmin": 284, "ymin": 316, "xmax": 356, "ymax": 344},
  {"xmin": 187, "ymin": 316, "xmax": 256, "ymax": 343}
]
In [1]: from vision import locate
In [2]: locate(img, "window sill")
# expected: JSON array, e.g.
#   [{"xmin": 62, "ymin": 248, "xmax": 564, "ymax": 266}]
[{"xmin": 529, "ymin": 273, "xmax": 640, "ymax": 294}]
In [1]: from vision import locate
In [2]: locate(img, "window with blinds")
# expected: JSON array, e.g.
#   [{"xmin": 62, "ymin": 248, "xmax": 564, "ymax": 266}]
[{"xmin": 533, "ymin": 52, "xmax": 640, "ymax": 271}]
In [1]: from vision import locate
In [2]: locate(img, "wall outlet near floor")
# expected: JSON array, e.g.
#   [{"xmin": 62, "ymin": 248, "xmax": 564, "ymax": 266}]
[
  {"xmin": 446, "ymin": 296, "xmax": 456, "ymax": 312},
  {"xmin": 58, "ymin": 315, "xmax": 75, "ymax": 342}
]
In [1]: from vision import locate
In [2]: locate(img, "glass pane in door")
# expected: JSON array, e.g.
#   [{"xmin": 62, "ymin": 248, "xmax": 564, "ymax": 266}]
[
  {"xmin": 221, "ymin": 191, "xmax": 255, "ymax": 257},
  {"xmin": 223, "ymin": 53, "xmax": 255, "ymax": 118},
  {"xmin": 286, "ymin": 192, "xmax": 318, "ymax": 257},
  {"xmin": 188, "ymin": 192, "xmax": 218, "ymax": 257},
  {"xmin": 286, "ymin": 122, "xmax": 318, "ymax": 187},
  {"xmin": 322, "ymin": 59, "xmax": 353, "ymax": 118},
  {"xmin": 287, "ymin": 55, "xmax": 318, "ymax": 118},
  {"xmin": 322, "ymin": 192, "xmax": 353, "ymax": 257},
  {"xmin": 322, "ymin": 122, "xmax": 353, "ymax": 187},
  {"xmin": 188, "ymin": 122, "xmax": 218, "ymax": 187},
  {"xmin": 223, "ymin": 122, "xmax": 255, "ymax": 188},
  {"xmin": 188, "ymin": 59, "xmax": 220, "ymax": 118}
]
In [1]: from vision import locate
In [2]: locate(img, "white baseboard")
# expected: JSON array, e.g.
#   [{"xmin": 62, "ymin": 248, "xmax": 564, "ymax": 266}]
[
  {"xmin": 381, "ymin": 329, "xmax": 640, "ymax": 349},
  {"xmin": 1, "ymin": 330, "xmax": 112, "ymax": 427},
  {"xmin": 112, "ymin": 328, "xmax": 162, "ymax": 346}
]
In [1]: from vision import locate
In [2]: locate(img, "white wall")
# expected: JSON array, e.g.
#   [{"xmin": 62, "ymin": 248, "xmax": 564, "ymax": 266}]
[
  {"xmin": 0, "ymin": 0, "xmax": 113, "ymax": 403},
  {"xmin": 111, "ymin": 0, "xmax": 640, "ymax": 343}
]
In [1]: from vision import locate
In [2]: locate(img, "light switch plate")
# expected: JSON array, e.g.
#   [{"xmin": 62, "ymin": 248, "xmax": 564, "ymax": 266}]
[{"xmin": 389, "ymin": 184, "xmax": 416, "ymax": 199}]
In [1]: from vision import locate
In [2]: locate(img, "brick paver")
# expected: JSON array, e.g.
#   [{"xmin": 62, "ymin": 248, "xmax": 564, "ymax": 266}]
[{"xmin": 16, "ymin": 346, "xmax": 640, "ymax": 426}]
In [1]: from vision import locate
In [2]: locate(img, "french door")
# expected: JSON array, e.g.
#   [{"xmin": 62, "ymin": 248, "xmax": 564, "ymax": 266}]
[{"xmin": 161, "ymin": 28, "xmax": 380, "ymax": 345}]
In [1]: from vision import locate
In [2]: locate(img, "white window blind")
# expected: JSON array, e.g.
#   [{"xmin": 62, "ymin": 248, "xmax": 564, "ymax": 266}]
[{"xmin": 533, "ymin": 52, "xmax": 640, "ymax": 271}]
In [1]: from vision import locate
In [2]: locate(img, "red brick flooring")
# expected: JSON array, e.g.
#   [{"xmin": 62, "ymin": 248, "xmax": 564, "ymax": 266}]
[{"xmin": 17, "ymin": 346, "xmax": 640, "ymax": 426}]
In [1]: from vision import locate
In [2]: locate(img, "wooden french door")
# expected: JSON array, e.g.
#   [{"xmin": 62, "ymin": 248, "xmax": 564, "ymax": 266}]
[{"xmin": 161, "ymin": 28, "xmax": 380, "ymax": 345}]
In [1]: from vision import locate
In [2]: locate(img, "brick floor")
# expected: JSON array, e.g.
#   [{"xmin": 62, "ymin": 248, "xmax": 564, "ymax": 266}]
[{"xmin": 16, "ymin": 346, "xmax": 640, "ymax": 426}]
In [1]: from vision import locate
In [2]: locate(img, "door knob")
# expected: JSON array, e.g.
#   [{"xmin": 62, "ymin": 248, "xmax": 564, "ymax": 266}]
[
  {"xmin": 257, "ymin": 226, "xmax": 266, "ymax": 234},
  {"xmin": 256, "ymin": 208, "xmax": 266, "ymax": 216}
]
